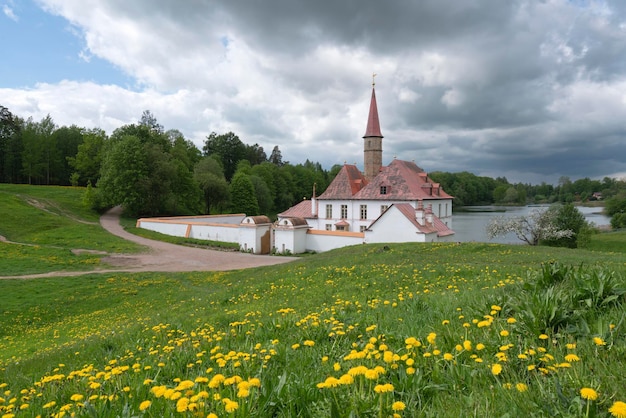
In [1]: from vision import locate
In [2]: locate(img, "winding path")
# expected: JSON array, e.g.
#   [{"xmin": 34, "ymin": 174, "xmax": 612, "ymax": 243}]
[{"xmin": 1, "ymin": 207, "xmax": 298, "ymax": 279}]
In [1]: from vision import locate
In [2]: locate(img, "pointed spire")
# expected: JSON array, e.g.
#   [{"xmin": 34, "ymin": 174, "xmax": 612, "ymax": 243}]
[{"xmin": 363, "ymin": 86, "xmax": 383, "ymax": 138}]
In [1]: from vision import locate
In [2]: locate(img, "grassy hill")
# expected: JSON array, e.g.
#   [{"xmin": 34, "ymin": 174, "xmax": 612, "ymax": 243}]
[{"xmin": 1, "ymin": 184, "xmax": 625, "ymax": 417}]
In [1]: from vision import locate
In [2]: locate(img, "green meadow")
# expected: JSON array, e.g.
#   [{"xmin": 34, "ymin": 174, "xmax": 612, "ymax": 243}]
[{"xmin": 1, "ymin": 184, "xmax": 626, "ymax": 417}]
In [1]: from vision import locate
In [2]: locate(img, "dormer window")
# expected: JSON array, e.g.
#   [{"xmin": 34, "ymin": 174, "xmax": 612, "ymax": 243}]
[{"xmin": 380, "ymin": 186, "xmax": 387, "ymax": 195}]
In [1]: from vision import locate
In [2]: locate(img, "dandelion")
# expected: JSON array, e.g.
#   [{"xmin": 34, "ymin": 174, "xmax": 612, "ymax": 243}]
[
  {"xmin": 593, "ymin": 337, "xmax": 607, "ymax": 346},
  {"xmin": 139, "ymin": 400, "xmax": 151, "ymax": 411},
  {"xmin": 476, "ymin": 343, "xmax": 485, "ymax": 351},
  {"xmin": 427, "ymin": 333, "xmax": 437, "ymax": 345},
  {"xmin": 539, "ymin": 334, "xmax": 549, "ymax": 340},
  {"xmin": 580, "ymin": 388, "xmax": 598, "ymax": 401},
  {"xmin": 304, "ymin": 340, "xmax": 315, "ymax": 347},
  {"xmin": 392, "ymin": 401, "xmax": 406, "ymax": 411},
  {"xmin": 565, "ymin": 354, "xmax": 580, "ymax": 362},
  {"xmin": 374, "ymin": 383, "xmax": 394, "ymax": 393},
  {"xmin": 291, "ymin": 343, "xmax": 300, "ymax": 350},
  {"xmin": 70, "ymin": 394, "xmax": 84, "ymax": 402},
  {"xmin": 333, "ymin": 363, "xmax": 341, "ymax": 372},
  {"xmin": 609, "ymin": 401, "xmax": 626, "ymax": 418},
  {"xmin": 43, "ymin": 401, "xmax": 56, "ymax": 409},
  {"xmin": 491, "ymin": 364, "xmax": 502, "ymax": 376},
  {"xmin": 516, "ymin": 383, "xmax": 528, "ymax": 392},
  {"xmin": 223, "ymin": 398, "xmax": 239, "ymax": 413},
  {"xmin": 500, "ymin": 330, "xmax": 509, "ymax": 337},
  {"xmin": 506, "ymin": 317, "xmax": 517, "ymax": 324},
  {"xmin": 443, "ymin": 353, "xmax": 454, "ymax": 361}
]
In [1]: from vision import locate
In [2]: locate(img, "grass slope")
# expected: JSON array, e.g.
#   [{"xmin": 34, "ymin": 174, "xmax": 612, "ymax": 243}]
[
  {"xmin": 0, "ymin": 184, "xmax": 142, "ymax": 275},
  {"xmin": 1, "ymin": 185, "xmax": 625, "ymax": 417}
]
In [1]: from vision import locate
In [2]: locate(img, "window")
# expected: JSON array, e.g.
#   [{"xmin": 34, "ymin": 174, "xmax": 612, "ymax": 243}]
[
  {"xmin": 360, "ymin": 204, "xmax": 367, "ymax": 220},
  {"xmin": 325, "ymin": 204, "xmax": 332, "ymax": 219},
  {"xmin": 380, "ymin": 186, "xmax": 387, "ymax": 195},
  {"xmin": 341, "ymin": 204, "xmax": 348, "ymax": 219},
  {"xmin": 325, "ymin": 224, "xmax": 332, "ymax": 231},
  {"xmin": 380, "ymin": 205, "xmax": 388, "ymax": 214},
  {"xmin": 360, "ymin": 225, "xmax": 367, "ymax": 232}
]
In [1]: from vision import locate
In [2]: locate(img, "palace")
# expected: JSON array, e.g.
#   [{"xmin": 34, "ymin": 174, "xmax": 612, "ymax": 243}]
[{"xmin": 275, "ymin": 83, "xmax": 455, "ymax": 249}]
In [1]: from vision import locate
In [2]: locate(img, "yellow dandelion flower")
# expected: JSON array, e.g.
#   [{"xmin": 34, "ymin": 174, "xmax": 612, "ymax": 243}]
[
  {"xmin": 392, "ymin": 401, "xmax": 406, "ymax": 411},
  {"xmin": 566, "ymin": 343, "xmax": 577, "ymax": 349},
  {"xmin": 463, "ymin": 340, "xmax": 472, "ymax": 351},
  {"xmin": 580, "ymin": 388, "xmax": 598, "ymax": 401},
  {"xmin": 476, "ymin": 343, "xmax": 485, "ymax": 351},
  {"xmin": 43, "ymin": 401, "xmax": 56, "ymax": 409},
  {"xmin": 304, "ymin": 340, "xmax": 315, "ymax": 347},
  {"xmin": 516, "ymin": 383, "xmax": 528, "ymax": 392},
  {"xmin": 333, "ymin": 363, "xmax": 341, "ymax": 371},
  {"xmin": 491, "ymin": 364, "xmax": 502, "ymax": 376},
  {"xmin": 500, "ymin": 330, "xmax": 509, "ymax": 337},
  {"xmin": 223, "ymin": 399, "xmax": 239, "ymax": 413},
  {"xmin": 427, "ymin": 333, "xmax": 437, "ymax": 345},
  {"xmin": 406, "ymin": 367, "xmax": 416, "ymax": 375},
  {"xmin": 70, "ymin": 394, "xmax": 83, "ymax": 402},
  {"xmin": 539, "ymin": 334, "xmax": 549, "ymax": 340},
  {"xmin": 443, "ymin": 353, "xmax": 454, "ymax": 361},
  {"xmin": 593, "ymin": 337, "xmax": 606, "ymax": 346},
  {"xmin": 506, "ymin": 317, "xmax": 517, "ymax": 324},
  {"xmin": 609, "ymin": 401, "xmax": 626, "ymax": 418},
  {"xmin": 175, "ymin": 380, "xmax": 194, "ymax": 391},
  {"xmin": 207, "ymin": 414, "xmax": 218, "ymax": 418},
  {"xmin": 291, "ymin": 343, "xmax": 300, "ymax": 350},
  {"xmin": 365, "ymin": 369, "xmax": 379, "ymax": 380},
  {"xmin": 139, "ymin": 400, "xmax": 151, "ymax": 411},
  {"xmin": 442, "ymin": 320, "xmax": 450, "ymax": 325},
  {"xmin": 373, "ymin": 383, "xmax": 394, "ymax": 393}
]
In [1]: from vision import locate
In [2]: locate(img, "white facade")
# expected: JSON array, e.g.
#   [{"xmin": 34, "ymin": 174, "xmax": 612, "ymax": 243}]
[{"xmin": 309, "ymin": 198, "xmax": 453, "ymax": 233}]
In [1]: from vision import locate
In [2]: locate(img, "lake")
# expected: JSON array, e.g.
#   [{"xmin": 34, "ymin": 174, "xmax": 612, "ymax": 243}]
[{"xmin": 452, "ymin": 205, "xmax": 611, "ymax": 244}]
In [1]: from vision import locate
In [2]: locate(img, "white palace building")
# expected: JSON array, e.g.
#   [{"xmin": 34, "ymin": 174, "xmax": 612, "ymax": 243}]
[{"xmin": 138, "ymin": 84, "xmax": 455, "ymax": 254}]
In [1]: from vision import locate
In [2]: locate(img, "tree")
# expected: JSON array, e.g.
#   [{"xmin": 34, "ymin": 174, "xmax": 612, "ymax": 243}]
[
  {"xmin": 203, "ymin": 132, "xmax": 246, "ymax": 181},
  {"xmin": 229, "ymin": 171, "xmax": 259, "ymax": 215},
  {"xmin": 269, "ymin": 145, "xmax": 284, "ymax": 166},
  {"xmin": 486, "ymin": 207, "xmax": 574, "ymax": 245},
  {"xmin": 542, "ymin": 204, "xmax": 591, "ymax": 248},
  {"xmin": 245, "ymin": 143, "xmax": 267, "ymax": 166},
  {"xmin": 68, "ymin": 128, "xmax": 106, "ymax": 186},
  {"xmin": 52, "ymin": 125, "xmax": 84, "ymax": 185},
  {"xmin": 194, "ymin": 156, "xmax": 230, "ymax": 214},
  {"xmin": 0, "ymin": 105, "xmax": 22, "ymax": 183}
]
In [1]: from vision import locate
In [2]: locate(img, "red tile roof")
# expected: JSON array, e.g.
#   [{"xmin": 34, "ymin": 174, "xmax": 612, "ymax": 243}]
[
  {"xmin": 277, "ymin": 199, "xmax": 315, "ymax": 218},
  {"xmin": 354, "ymin": 159, "xmax": 454, "ymax": 201},
  {"xmin": 318, "ymin": 164, "xmax": 368, "ymax": 199},
  {"xmin": 364, "ymin": 88, "xmax": 383, "ymax": 138}
]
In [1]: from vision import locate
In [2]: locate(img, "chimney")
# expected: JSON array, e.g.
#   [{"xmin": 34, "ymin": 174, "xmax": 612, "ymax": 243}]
[
  {"xmin": 426, "ymin": 204, "xmax": 434, "ymax": 224},
  {"xmin": 415, "ymin": 201, "xmax": 424, "ymax": 224}
]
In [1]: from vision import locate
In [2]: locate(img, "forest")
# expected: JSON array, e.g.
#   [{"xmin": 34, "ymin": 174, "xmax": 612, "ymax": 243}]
[{"xmin": 2, "ymin": 104, "xmax": 626, "ymax": 223}]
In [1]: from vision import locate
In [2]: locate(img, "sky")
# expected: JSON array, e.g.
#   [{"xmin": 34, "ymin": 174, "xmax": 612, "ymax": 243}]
[{"xmin": 1, "ymin": 0, "xmax": 626, "ymax": 185}]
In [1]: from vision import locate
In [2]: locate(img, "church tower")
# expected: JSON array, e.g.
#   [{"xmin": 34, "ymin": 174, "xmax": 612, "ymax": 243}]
[{"xmin": 363, "ymin": 79, "xmax": 383, "ymax": 181}]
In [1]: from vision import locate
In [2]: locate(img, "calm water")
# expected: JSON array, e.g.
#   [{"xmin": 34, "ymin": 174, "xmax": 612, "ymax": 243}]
[{"xmin": 452, "ymin": 205, "xmax": 611, "ymax": 244}]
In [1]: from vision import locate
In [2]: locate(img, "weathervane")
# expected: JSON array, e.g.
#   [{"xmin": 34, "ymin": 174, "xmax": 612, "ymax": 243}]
[{"xmin": 372, "ymin": 72, "xmax": 377, "ymax": 87}]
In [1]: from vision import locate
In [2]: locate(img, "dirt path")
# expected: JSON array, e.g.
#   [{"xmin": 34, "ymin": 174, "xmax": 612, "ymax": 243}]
[{"xmin": 1, "ymin": 207, "xmax": 298, "ymax": 279}]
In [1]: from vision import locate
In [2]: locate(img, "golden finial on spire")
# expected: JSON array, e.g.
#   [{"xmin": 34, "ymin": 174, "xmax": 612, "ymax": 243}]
[{"xmin": 372, "ymin": 73, "xmax": 377, "ymax": 87}]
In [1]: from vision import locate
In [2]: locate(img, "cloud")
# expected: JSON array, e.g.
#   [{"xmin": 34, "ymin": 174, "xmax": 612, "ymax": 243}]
[
  {"xmin": 2, "ymin": 0, "xmax": 625, "ymax": 184},
  {"xmin": 2, "ymin": 3, "xmax": 17, "ymax": 21}
]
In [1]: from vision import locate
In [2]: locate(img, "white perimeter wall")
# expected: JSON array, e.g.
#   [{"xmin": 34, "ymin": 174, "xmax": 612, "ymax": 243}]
[
  {"xmin": 138, "ymin": 218, "xmax": 241, "ymax": 243},
  {"xmin": 305, "ymin": 230, "xmax": 364, "ymax": 252}
]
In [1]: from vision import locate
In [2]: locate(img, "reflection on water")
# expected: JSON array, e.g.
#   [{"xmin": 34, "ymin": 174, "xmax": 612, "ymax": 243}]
[{"xmin": 452, "ymin": 205, "xmax": 610, "ymax": 244}]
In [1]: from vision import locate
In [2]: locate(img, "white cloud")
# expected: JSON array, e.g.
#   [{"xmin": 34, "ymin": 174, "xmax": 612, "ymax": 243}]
[{"xmin": 2, "ymin": 4, "xmax": 17, "ymax": 21}]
